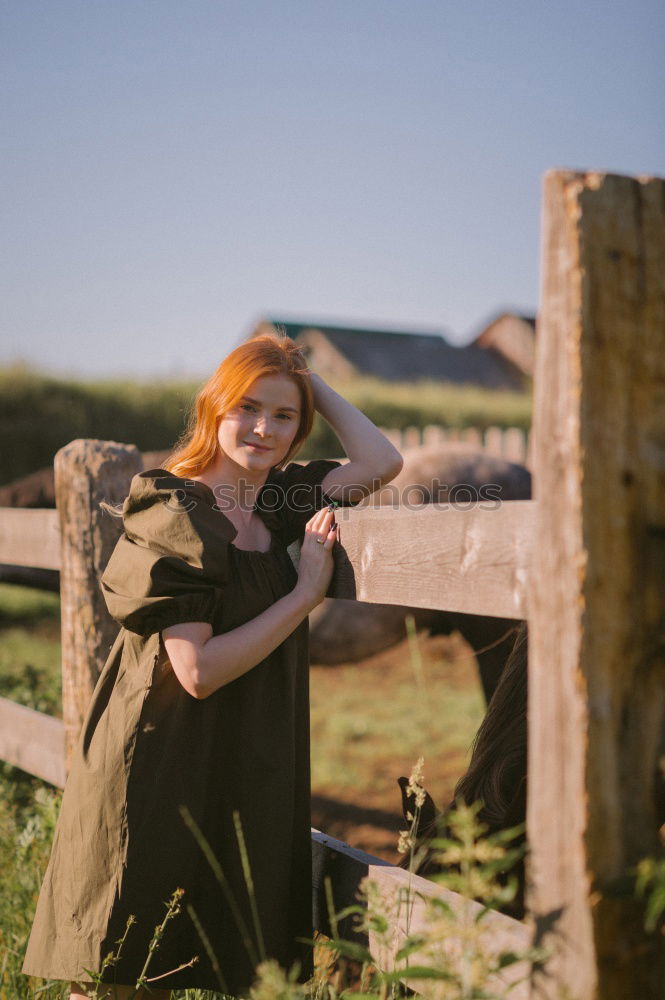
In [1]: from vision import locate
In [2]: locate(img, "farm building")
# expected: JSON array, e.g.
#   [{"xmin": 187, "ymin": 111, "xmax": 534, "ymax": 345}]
[
  {"xmin": 471, "ymin": 311, "xmax": 536, "ymax": 377},
  {"xmin": 246, "ymin": 317, "xmax": 530, "ymax": 390}
]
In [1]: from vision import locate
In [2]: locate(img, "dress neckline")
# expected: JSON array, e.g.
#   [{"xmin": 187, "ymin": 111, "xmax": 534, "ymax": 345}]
[{"xmin": 179, "ymin": 474, "xmax": 279, "ymax": 557}]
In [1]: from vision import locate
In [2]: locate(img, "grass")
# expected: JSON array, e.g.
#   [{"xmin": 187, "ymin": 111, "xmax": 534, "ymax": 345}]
[
  {"xmin": 325, "ymin": 373, "xmax": 532, "ymax": 434},
  {"xmin": 0, "ymin": 770, "xmax": 62, "ymax": 999},
  {"xmin": 0, "ymin": 584, "xmax": 61, "ymax": 630},
  {"xmin": 0, "ymin": 585, "xmax": 61, "ymax": 724},
  {"xmin": 0, "ymin": 363, "xmax": 202, "ymax": 485},
  {"xmin": 310, "ymin": 631, "xmax": 484, "ymax": 816},
  {"xmin": 0, "ymin": 628, "xmax": 61, "ymax": 717}
]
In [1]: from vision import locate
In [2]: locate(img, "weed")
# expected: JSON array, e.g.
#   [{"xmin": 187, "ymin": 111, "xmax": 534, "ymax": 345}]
[{"xmin": 635, "ymin": 854, "xmax": 665, "ymax": 934}]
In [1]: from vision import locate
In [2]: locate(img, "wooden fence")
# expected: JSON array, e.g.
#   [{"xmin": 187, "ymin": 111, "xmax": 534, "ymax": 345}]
[
  {"xmin": 0, "ymin": 169, "xmax": 663, "ymax": 999},
  {"xmin": 378, "ymin": 424, "xmax": 532, "ymax": 466}
]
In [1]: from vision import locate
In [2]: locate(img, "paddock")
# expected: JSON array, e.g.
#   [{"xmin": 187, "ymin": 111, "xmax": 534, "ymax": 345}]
[{"xmin": 1, "ymin": 169, "xmax": 663, "ymax": 999}]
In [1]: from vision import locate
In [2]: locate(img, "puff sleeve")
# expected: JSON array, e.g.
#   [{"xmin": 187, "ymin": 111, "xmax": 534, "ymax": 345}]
[
  {"xmin": 100, "ymin": 474, "xmax": 226, "ymax": 638},
  {"xmin": 262, "ymin": 459, "xmax": 361, "ymax": 548}
]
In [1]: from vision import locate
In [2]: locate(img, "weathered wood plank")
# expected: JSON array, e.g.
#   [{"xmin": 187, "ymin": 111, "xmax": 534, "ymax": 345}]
[
  {"xmin": 312, "ymin": 828, "xmax": 392, "ymax": 943},
  {"xmin": 528, "ymin": 169, "xmax": 665, "ymax": 1000},
  {"xmin": 0, "ymin": 696, "xmax": 66, "ymax": 787},
  {"xmin": 312, "ymin": 829, "xmax": 532, "ymax": 999},
  {"xmin": 330, "ymin": 501, "xmax": 534, "ymax": 618},
  {"xmin": 0, "ymin": 500, "xmax": 535, "ymax": 621},
  {"xmin": 0, "ymin": 508, "xmax": 60, "ymax": 569}
]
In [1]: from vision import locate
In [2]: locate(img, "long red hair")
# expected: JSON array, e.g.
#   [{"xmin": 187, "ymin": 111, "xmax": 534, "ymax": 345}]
[{"xmin": 163, "ymin": 334, "xmax": 314, "ymax": 478}]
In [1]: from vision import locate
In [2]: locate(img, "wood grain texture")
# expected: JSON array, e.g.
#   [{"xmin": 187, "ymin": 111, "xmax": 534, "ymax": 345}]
[
  {"xmin": 0, "ymin": 507, "xmax": 59, "ymax": 568},
  {"xmin": 527, "ymin": 170, "xmax": 665, "ymax": 1000},
  {"xmin": 330, "ymin": 501, "xmax": 534, "ymax": 619},
  {"xmin": 54, "ymin": 439, "xmax": 142, "ymax": 771},
  {"xmin": 0, "ymin": 696, "xmax": 66, "ymax": 787},
  {"xmin": 312, "ymin": 829, "xmax": 532, "ymax": 999}
]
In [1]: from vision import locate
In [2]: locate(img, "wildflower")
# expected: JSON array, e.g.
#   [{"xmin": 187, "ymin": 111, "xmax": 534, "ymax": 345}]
[
  {"xmin": 398, "ymin": 829, "xmax": 415, "ymax": 855},
  {"xmin": 250, "ymin": 958, "xmax": 303, "ymax": 1000},
  {"xmin": 472, "ymin": 840, "xmax": 506, "ymax": 863},
  {"xmin": 406, "ymin": 755, "xmax": 426, "ymax": 808},
  {"xmin": 356, "ymin": 875, "xmax": 400, "ymax": 948}
]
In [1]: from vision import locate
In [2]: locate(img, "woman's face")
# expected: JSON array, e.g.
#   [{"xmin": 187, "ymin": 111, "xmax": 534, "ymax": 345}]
[{"xmin": 217, "ymin": 374, "xmax": 301, "ymax": 472}]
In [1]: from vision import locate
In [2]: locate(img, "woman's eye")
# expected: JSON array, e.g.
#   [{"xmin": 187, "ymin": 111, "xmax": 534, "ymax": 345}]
[{"xmin": 241, "ymin": 404, "xmax": 291, "ymax": 420}]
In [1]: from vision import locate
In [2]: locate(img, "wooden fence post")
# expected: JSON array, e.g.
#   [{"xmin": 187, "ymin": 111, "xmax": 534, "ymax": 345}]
[
  {"xmin": 402, "ymin": 425, "xmax": 422, "ymax": 450},
  {"xmin": 54, "ymin": 440, "xmax": 142, "ymax": 771},
  {"xmin": 503, "ymin": 426, "xmax": 526, "ymax": 465},
  {"xmin": 422, "ymin": 424, "xmax": 446, "ymax": 446},
  {"xmin": 378, "ymin": 426, "xmax": 403, "ymax": 450},
  {"xmin": 528, "ymin": 170, "xmax": 665, "ymax": 999},
  {"xmin": 460, "ymin": 426, "xmax": 482, "ymax": 449},
  {"xmin": 484, "ymin": 425, "xmax": 503, "ymax": 456}
]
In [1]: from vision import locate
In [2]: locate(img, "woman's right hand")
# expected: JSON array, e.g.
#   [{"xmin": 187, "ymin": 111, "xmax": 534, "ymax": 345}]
[{"xmin": 294, "ymin": 507, "xmax": 338, "ymax": 612}]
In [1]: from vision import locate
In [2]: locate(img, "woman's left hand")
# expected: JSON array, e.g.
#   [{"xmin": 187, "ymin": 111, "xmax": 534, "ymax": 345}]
[{"xmin": 293, "ymin": 507, "xmax": 338, "ymax": 612}]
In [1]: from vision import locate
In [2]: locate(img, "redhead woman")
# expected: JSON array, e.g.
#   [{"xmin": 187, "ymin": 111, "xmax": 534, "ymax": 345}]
[{"xmin": 21, "ymin": 334, "xmax": 403, "ymax": 999}]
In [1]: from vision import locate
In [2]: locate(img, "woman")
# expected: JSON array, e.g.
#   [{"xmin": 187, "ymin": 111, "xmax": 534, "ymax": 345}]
[{"xmin": 21, "ymin": 334, "xmax": 403, "ymax": 999}]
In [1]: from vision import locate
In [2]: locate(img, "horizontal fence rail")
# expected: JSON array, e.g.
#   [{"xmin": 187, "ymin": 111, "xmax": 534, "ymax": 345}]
[
  {"xmin": 0, "ymin": 695, "xmax": 66, "ymax": 787},
  {"xmin": 1, "ymin": 501, "xmax": 535, "ymax": 618},
  {"xmin": 312, "ymin": 829, "xmax": 532, "ymax": 1000},
  {"xmin": 329, "ymin": 501, "xmax": 534, "ymax": 619},
  {"xmin": 0, "ymin": 507, "xmax": 59, "ymax": 569}
]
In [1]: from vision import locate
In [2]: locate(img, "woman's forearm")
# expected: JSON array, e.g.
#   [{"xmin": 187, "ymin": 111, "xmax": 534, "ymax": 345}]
[
  {"xmin": 166, "ymin": 521, "xmax": 333, "ymax": 699},
  {"xmin": 195, "ymin": 587, "xmax": 312, "ymax": 699},
  {"xmin": 310, "ymin": 373, "xmax": 402, "ymax": 472}
]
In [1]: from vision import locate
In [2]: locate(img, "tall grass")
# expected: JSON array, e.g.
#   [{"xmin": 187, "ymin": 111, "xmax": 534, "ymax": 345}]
[
  {"xmin": 0, "ymin": 761, "xmax": 535, "ymax": 1000},
  {"xmin": 325, "ymin": 374, "xmax": 532, "ymax": 434},
  {"xmin": 0, "ymin": 363, "xmax": 200, "ymax": 485},
  {"xmin": 0, "ymin": 588, "xmax": 59, "ymax": 681}
]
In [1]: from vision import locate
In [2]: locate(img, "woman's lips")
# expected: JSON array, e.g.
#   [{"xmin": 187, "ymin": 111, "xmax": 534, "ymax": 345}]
[{"xmin": 244, "ymin": 442, "xmax": 272, "ymax": 451}]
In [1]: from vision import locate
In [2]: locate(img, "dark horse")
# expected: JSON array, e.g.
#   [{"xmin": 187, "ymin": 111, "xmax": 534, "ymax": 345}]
[{"xmin": 398, "ymin": 622, "xmax": 528, "ymax": 917}]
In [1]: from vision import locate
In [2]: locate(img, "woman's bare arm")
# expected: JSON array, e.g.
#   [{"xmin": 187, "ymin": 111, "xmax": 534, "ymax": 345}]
[
  {"xmin": 308, "ymin": 373, "xmax": 403, "ymax": 503},
  {"xmin": 162, "ymin": 588, "xmax": 312, "ymax": 699},
  {"xmin": 162, "ymin": 507, "xmax": 336, "ymax": 700}
]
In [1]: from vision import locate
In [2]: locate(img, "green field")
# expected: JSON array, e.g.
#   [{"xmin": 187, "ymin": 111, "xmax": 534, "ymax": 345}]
[{"xmin": 0, "ymin": 363, "xmax": 531, "ymax": 485}]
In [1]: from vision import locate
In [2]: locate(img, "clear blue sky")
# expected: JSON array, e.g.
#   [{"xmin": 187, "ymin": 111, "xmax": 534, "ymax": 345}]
[{"xmin": 2, "ymin": 0, "xmax": 663, "ymax": 379}]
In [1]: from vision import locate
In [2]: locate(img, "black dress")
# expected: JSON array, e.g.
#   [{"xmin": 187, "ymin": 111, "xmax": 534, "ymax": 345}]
[{"xmin": 22, "ymin": 459, "xmax": 346, "ymax": 996}]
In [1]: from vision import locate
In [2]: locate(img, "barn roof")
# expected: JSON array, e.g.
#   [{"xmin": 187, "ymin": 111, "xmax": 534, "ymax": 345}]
[
  {"xmin": 469, "ymin": 311, "xmax": 537, "ymax": 377},
  {"xmin": 470, "ymin": 310, "xmax": 536, "ymax": 343},
  {"xmin": 254, "ymin": 318, "xmax": 524, "ymax": 389}
]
